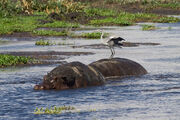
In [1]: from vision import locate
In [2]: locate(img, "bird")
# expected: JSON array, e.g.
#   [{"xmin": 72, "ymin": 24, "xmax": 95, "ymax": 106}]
[{"xmin": 100, "ymin": 30, "xmax": 125, "ymax": 59}]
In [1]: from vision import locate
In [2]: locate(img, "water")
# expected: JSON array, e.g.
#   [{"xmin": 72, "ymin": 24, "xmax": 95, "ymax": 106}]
[{"xmin": 0, "ymin": 21, "xmax": 180, "ymax": 120}]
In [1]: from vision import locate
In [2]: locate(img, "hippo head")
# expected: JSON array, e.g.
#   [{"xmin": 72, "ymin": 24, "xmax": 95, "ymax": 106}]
[
  {"xmin": 34, "ymin": 68, "xmax": 77, "ymax": 90},
  {"xmin": 34, "ymin": 61, "xmax": 105, "ymax": 90}
]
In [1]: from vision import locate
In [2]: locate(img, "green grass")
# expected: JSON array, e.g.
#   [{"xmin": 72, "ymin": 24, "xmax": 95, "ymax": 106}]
[
  {"xmin": 34, "ymin": 106, "xmax": 75, "ymax": 114},
  {"xmin": 142, "ymin": 1, "xmax": 180, "ymax": 9},
  {"xmin": 0, "ymin": 13, "xmax": 179, "ymax": 36},
  {"xmin": 90, "ymin": 17, "xmax": 133, "ymax": 26},
  {"xmin": 141, "ymin": 24, "xmax": 157, "ymax": 31},
  {"xmin": 33, "ymin": 29, "xmax": 109, "ymax": 38},
  {"xmin": 0, "ymin": 15, "xmax": 80, "ymax": 35},
  {"xmin": 84, "ymin": 8, "xmax": 118, "ymax": 17},
  {"xmin": 0, "ymin": 0, "xmax": 179, "ymax": 36},
  {"xmin": 32, "ymin": 30, "xmax": 68, "ymax": 36},
  {"xmin": 39, "ymin": 21, "xmax": 80, "ymax": 28},
  {"xmin": 152, "ymin": 16, "xmax": 180, "ymax": 23},
  {"xmin": 157, "ymin": 2, "xmax": 180, "ymax": 9},
  {"xmin": 78, "ymin": 32, "xmax": 108, "ymax": 39},
  {"xmin": 89, "ymin": 12, "xmax": 137, "ymax": 26},
  {"xmin": 89, "ymin": 12, "xmax": 180, "ymax": 26},
  {"xmin": 0, "ymin": 54, "xmax": 34, "ymax": 67},
  {"xmin": 103, "ymin": 0, "xmax": 180, "ymax": 9},
  {"xmin": 0, "ymin": 16, "xmax": 43, "ymax": 35}
]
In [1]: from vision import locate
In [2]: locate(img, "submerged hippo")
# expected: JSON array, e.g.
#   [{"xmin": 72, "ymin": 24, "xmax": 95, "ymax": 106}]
[
  {"xmin": 89, "ymin": 58, "xmax": 147, "ymax": 78},
  {"xmin": 34, "ymin": 58, "xmax": 147, "ymax": 90},
  {"xmin": 34, "ymin": 62, "xmax": 105, "ymax": 90}
]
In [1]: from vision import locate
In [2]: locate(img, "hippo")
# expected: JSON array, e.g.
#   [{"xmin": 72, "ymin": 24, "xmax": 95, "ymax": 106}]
[
  {"xmin": 34, "ymin": 62, "xmax": 105, "ymax": 90},
  {"xmin": 89, "ymin": 58, "xmax": 147, "ymax": 78},
  {"xmin": 34, "ymin": 58, "xmax": 147, "ymax": 90}
]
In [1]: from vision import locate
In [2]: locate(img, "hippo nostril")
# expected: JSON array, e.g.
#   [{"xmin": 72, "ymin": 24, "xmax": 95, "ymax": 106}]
[{"xmin": 40, "ymin": 86, "xmax": 44, "ymax": 90}]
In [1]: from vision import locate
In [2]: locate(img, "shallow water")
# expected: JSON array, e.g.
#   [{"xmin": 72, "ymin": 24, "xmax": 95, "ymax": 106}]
[{"xmin": 0, "ymin": 21, "xmax": 180, "ymax": 120}]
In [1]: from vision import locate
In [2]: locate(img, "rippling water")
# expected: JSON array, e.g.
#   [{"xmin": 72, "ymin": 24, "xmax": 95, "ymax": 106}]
[{"xmin": 0, "ymin": 21, "xmax": 180, "ymax": 120}]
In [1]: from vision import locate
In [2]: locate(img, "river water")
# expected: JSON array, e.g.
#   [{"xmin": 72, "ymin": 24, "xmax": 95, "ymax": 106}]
[{"xmin": 0, "ymin": 21, "xmax": 180, "ymax": 120}]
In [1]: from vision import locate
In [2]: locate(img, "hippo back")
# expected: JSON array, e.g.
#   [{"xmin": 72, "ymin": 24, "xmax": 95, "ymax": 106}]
[{"xmin": 89, "ymin": 58, "xmax": 147, "ymax": 78}]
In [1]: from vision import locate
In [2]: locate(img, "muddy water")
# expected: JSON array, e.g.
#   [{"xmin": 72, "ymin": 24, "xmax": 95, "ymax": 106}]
[{"xmin": 0, "ymin": 21, "xmax": 180, "ymax": 120}]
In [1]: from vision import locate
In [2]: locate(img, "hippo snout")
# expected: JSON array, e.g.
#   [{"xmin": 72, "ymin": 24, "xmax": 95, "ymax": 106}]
[{"xmin": 34, "ymin": 85, "xmax": 44, "ymax": 90}]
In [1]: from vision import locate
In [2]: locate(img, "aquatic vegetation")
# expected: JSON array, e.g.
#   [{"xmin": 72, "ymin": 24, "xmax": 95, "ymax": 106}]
[
  {"xmin": 141, "ymin": 24, "xmax": 157, "ymax": 31},
  {"xmin": 0, "ymin": 40, "xmax": 9, "ymax": 45},
  {"xmin": 35, "ymin": 39, "xmax": 74, "ymax": 46},
  {"xmin": 34, "ymin": 106, "xmax": 75, "ymax": 114},
  {"xmin": 33, "ymin": 105, "xmax": 98, "ymax": 115},
  {"xmin": 33, "ymin": 29, "xmax": 107, "ymax": 38},
  {"xmin": 79, "ymin": 32, "xmax": 108, "ymax": 39},
  {"xmin": 168, "ymin": 26, "xmax": 172, "ymax": 30},
  {"xmin": 58, "ymin": 42, "xmax": 74, "ymax": 45},
  {"xmin": 0, "ymin": 54, "xmax": 34, "ymax": 67},
  {"xmin": 35, "ymin": 39, "xmax": 55, "ymax": 46},
  {"xmin": 32, "ymin": 30, "xmax": 68, "ymax": 36},
  {"xmin": 89, "ymin": 109, "xmax": 96, "ymax": 112}
]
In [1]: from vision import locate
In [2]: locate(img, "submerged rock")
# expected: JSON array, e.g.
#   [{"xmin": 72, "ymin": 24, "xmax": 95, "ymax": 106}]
[
  {"xmin": 34, "ymin": 62, "xmax": 105, "ymax": 90},
  {"xmin": 34, "ymin": 58, "xmax": 147, "ymax": 90}
]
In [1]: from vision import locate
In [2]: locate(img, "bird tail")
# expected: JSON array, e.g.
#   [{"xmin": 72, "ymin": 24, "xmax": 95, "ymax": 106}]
[{"xmin": 117, "ymin": 43, "xmax": 123, "ymax": 46}]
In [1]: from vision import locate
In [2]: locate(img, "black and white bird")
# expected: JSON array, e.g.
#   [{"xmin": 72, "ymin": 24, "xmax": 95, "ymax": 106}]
[{"xmin": 100, "ymin": 30, "xmax": 125, "ymax": 59}]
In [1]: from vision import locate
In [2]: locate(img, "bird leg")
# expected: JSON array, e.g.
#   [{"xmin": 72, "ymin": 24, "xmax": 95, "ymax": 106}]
[
  {"xmin": 112, "ymin": 47, "xmax": 115, "ymax": 58},
  {"xmin": 109, "ymin": 47, "xmax": 114, "ymax": 59}
]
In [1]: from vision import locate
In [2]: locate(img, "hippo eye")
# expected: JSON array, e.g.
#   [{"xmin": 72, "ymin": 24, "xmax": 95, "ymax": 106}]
[
  {"xmin": 62, "ymin": 77, "xmax": 67, "ymax": 81},
  {"xmin": 62, "ymin": 77, "xmax": 75, "ymax": 87}
]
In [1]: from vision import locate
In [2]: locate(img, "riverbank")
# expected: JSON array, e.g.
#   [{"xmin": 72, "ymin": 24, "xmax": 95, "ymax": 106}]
[{"xmin": 0, "ymin": 0, "xmax": 180, "ymax": 37}]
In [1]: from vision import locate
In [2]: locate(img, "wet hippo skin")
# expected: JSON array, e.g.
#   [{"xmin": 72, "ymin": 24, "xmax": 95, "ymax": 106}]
[
  {"xmin": 34, "ymin": 58, "xmax": 147, "ymax": 90},
  {"xmin": 34, "ymin": 62, "xmax": 105, "ymax": 90},
  {"xmin": 89, "ymin": 58, "xmax": 147, "ymax": 78}
]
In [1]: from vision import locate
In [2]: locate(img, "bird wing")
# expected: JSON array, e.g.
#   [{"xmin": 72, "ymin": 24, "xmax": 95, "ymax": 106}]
[
  {"xmin": 110, "ymin": 37, "xmax": 125, "ymax": 41},
  {"xmin": 109, "ymin": 37, "xmax": 125, "ymax": 46}
]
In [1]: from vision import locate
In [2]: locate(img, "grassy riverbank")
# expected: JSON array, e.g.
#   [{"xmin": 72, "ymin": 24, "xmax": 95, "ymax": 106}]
[{"xmin": 0, "ymin": 0, "xmax": 180, "ymax": 37}]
